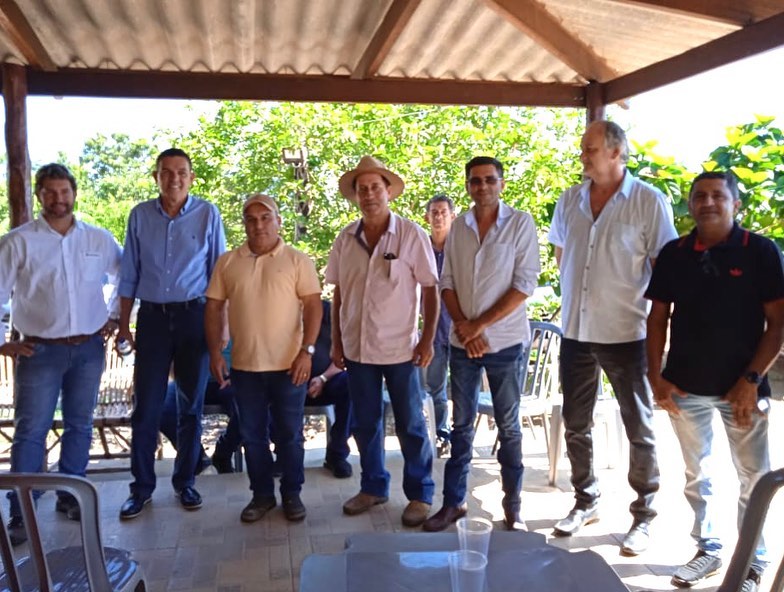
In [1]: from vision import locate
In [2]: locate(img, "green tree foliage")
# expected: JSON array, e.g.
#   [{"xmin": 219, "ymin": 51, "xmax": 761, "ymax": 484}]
[
  {"xmin": 628, "ymin": 116, "xmax": 784, "ymax": 245},
  {"xmin": 173, "ymin": 102, "xmax": 584, "ymax": 286}
]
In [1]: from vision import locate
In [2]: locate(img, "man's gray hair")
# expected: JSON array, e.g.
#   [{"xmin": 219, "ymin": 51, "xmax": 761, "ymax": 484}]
[{"xmin": 602, "ymin": 121, "xmax": 629, "ymax": 164}]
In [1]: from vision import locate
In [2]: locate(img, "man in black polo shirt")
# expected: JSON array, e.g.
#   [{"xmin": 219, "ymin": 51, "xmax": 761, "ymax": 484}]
[{"xmin": 646, "ymin": 171, "xmax": 784, "ymax": 592}]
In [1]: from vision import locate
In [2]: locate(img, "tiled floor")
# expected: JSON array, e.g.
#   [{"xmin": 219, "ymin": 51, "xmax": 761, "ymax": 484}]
[{"xmin": 6, "ymin": 401, "xmax": 784, "ymax": 592}]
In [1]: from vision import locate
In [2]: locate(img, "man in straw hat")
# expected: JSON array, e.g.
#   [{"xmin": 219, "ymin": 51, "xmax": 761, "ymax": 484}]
[
  {"xmin": 325, "ymin": 156, "xmax": 438, "ymax": 527},
  {"xmin": 205, "ymin": 194, "xmax": 322, "ymax": 523}
]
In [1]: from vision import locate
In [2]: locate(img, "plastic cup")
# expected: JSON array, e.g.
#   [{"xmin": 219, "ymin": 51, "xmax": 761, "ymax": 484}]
[
  {"xmin": 456, "ymin": 517, "xmax": 493, "ymax": 557},
  {"xmin": 449, "ymin": 550, "xmax": 487, "ymax": 592}
]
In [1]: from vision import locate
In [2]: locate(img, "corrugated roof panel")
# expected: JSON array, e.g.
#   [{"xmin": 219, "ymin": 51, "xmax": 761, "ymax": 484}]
[
  {"xmin": 379, "ymin": 0, "xmax": 581, "ymax": 82},
  {"xmin": 545, "ymin": 0, "xmax": 739, "ymax": 75}
]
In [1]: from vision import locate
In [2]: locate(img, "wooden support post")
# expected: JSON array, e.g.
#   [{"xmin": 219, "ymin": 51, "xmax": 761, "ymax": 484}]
[
  {"xmin": 585, "ymin": 81, "xmax": 606, "ymax": 125},
  {"xmin": 3, "ymin": 63, "xmax": 31, "ymax": 229}
]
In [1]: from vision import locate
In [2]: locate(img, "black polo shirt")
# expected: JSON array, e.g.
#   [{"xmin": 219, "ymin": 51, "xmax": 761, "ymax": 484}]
[{"xmin": 645, "ymin": 224, "xmax": 784, "ymax": 397}]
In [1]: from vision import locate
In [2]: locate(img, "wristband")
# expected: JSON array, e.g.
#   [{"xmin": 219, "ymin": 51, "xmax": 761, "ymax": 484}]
[{"xmin": 318, "ymin": 374, "xmax": 328, "ymax": 384}]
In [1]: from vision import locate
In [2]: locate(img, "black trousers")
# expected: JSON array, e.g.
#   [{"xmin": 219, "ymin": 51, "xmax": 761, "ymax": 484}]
[{"xmin": 559, "ymin": 338, "xmax": 659, "ymax": 522}]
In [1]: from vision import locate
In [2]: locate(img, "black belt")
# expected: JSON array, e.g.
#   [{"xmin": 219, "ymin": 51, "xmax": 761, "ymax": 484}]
[
  {"xmin": 24, "ymin": 332, "xmax": 100, "ymax": 346},
  {"xmin": 140, "ymin": 297, "xmax": 206, "ymax": 314}
]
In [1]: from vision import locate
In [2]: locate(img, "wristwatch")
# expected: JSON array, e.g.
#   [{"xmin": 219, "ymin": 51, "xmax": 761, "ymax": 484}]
[
  {"xmin": 318, "ymin": 374, "xmax": 328, "ymax": 384},
  {"xmin": 302, "ymin": 344, "xmax": 316, "ymax": 355},
  {"xmin": 744, "ymin": 371, "xmax": 763, "ymax": 385}
]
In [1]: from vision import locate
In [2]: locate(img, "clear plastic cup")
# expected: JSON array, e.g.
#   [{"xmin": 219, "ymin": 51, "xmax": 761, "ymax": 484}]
[
  {"xmin": 456, "ymin": 517, "xmax": 493, "ymax": 557},
  {"xmin": 449, "ymin": 549, "xmax": 487, "ymax": 592}
]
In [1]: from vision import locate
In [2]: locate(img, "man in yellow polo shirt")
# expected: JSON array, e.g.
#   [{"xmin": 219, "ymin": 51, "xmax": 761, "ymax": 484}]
[{"xmin": 205, "ymin": 194, "xmax": 322, "ymax": 523}]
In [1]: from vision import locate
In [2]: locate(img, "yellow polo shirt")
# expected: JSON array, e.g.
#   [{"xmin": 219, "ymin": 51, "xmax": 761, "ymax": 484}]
[{"xmin": 206, "ymin": 240, "xmax": 321, "ymax": 372}]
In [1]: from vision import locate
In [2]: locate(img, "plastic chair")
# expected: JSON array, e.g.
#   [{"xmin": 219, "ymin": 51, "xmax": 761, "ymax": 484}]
[
  {"xmin": 716, "ymin": 467, "xmax": 784, "ymax": 592},
  {"xmin": 476, "ymin": 321, "xmax": 562, "ymax": 455},
  {"xmin": 0, "ymin": 473, "xmax": 146, "ymax": 592}
]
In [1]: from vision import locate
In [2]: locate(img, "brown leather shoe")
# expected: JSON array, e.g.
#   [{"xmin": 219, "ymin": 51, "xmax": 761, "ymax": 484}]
[
  {"xmin": 342, "ymin": 492, "xmax": 388, "ymax": 516},
  {"xmin": 503, "ymin": 510, "xmax": 526, "ymax": 531},
  {"xmin": 422, "ymin": 504, "xmax": 468, "ymax": 532},
  {"xmin": 401, "ymin": 501, "xmax": 431, "ymax": 527}
]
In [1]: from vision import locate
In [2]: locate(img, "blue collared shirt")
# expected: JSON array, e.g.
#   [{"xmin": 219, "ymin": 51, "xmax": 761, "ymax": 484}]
[{"xmin": 119, "ymin": 195, "xmax": 226, "ymax": 303}]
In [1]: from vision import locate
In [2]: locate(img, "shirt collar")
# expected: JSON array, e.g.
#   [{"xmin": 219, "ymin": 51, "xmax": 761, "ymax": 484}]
[
  {"xmin": 465, "ymin": 200, "xmax": 511, "ymax": 231},
  {"xmin": 579, "ymin": 170, "xmax": 634, "ymax": 203},
  {"xmin": 684, "ymin": 222, "xmax": 743, "ymax": 252},
  {"xmin": 238, "ymin": 237, "xmax": 285, "ymax": 257},
  {"xmin": 36, "ymin": 214, "xmax": 81, "ymax": 236},
  {"xmin": 155, "ymin": 194, "xmax": 193, "ymax": 218}
]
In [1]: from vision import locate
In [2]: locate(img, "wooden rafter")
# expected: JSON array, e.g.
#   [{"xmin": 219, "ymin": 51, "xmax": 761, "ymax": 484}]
[
  {"xmin": 603, "ymin": 11, "xmax": 784, "ymax": 102},
  {"xmin": 485, "ymin": 0, "xmax": 618, "ymax": 82},
  {"xmin": 609, "ymin": 0, "xmax": 767, "ymax": 27},
  {"xmin": 351, "ymin": 0, "xmax": 422, "ymax": 80},
  {"xmin": 0, "ymin": 0, "xmax": 56, "ymax": 71},
  {"xmin": 17, "ymin": 68, "xmax": 585, "ymax": 108}
]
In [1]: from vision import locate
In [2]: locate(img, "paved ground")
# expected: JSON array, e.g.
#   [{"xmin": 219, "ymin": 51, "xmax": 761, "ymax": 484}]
[{"xmin": 3, "ymin": 401, "xmax": 783, "ymax": 592}]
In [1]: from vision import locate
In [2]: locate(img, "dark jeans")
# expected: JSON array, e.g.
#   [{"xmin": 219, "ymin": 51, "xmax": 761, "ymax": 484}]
[
  {"xmin": 304, "ymin": 371, "xmax": 352, "ymax": 462},
  {"xmin": 345, "ymin": 359, "xmax": 434, "ymax": 502},
  {"xmin": 560, "ymin": 338, "xmax": 659, "ymax": 521},
  {"xmin": 423, "ymin": 341, "xmax": 450, "ymax": 441},
  {"xmin": 160, "ymin": 380, "xmax": 241, "ymax": 458},
  {"xmin": 444, "ymin": 344, "xmax": 524, "ymax": 512},
  {"xmin": 232, "ymin": 369, "xmax": 306, "ymax": 498},
  {"xmin": 130, "ymin": 300, "xmax": 210, "ymax": 497}
]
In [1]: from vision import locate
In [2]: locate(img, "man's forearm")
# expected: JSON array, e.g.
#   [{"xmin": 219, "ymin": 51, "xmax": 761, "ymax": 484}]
[
  {"xmin": 119, "ymin": 297, "xmax": 134, "ymax": 329},
  {"xmin": 745, "ymin": 320, "xmax": 784, "ymax": 376},
  {"xmin": 645, "ymin": 304, "xmax": 669, "ymax": 379},
  {"xmin": 473, "ymin": 288, "xmax": 527, "ymax": 331},
  {"xmin": 331, "ymin": 286, "xmax": 343, "ymax": 348},
  {"xmin": 301, "ymin": 295, "xmax": 323, "ymax": 347},
  {"xmin": 442, "ymin": 289, "xmax": 466, "ymax": 323},
  {"xmin": 420, "ymin": 285, "xmax": 439, "ymax": 343},
  {"xmin": 204, "ymin": 298, "xmax": 226, "ymax": 356}
]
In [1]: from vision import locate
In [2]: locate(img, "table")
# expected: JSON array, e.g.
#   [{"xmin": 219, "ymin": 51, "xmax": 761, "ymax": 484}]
[{"xmin": 300, "ymin": 531, "xmax": 629, "ymax": 592}]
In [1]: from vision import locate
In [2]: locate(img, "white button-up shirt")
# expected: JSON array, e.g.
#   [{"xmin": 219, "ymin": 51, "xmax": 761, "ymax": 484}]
[
  {"xmin": 325, "ymin": 213, "xmax": 438, "ymax": 365},
  {"xmin": 548, "ymin": 171, "xmax": 677, "ymax": 343},
  {"xmin": 0, "ymin": 216, "xmax": 122, "ymax": 343},
  {"xmin": 441, "ymin": 201, "xmax": 541, "ymax": 353}
]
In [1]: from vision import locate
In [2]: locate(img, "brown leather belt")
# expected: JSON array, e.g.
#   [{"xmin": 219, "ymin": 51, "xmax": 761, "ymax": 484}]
[{"xmin": 23, "ymin": 332, "xmax": 99, "ymax": 346}]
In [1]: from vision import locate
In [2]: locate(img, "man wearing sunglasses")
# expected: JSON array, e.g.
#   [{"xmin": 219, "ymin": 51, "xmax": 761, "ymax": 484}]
[{"xmin": 646, "ymin": 171, "xmax": 784, "ymax": 591}]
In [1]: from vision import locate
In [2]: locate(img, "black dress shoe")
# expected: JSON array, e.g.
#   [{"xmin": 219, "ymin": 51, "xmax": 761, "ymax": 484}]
[
  {"xmin": 177, "ymin": 486, "xmax": 203, "ymax": 510},
  {"xmin": 7, "ymin": 516, "xmax": 26, "ymax": 546},
  {"xmin": 211, "ymin": 451, "xmax": 235, "ymax": 474},
  {"xmin": 553, "ymin": 505, "xmax": 599, "ymax": 536},
  {"xmin": 323, "ymin": 457, "xmax": 353, "ymax": 479},
  {"xmin": 55, "ymin": 496, "xmax": 81, "ymax": 521},
  {"xmin": 282, "ymin": 494, "xmax": 307, "ymax": 521},
  {"xmin": 119, "ymin": 495, "xmax": 151, "ymax": 520},
  {"xmin": 422, "ymin": 504, "xmax": 468, "ymax": 532}
]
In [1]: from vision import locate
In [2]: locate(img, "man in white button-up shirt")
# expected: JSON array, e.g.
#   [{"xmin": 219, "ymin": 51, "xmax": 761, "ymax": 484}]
[
  {"xmin": 548, "ymin": 121, "xmax": 677, "ymax": 555},
  {"xmin": 423, "ymin": 156, "xmax": 540, "ymax": 533},
  {"xmin": 0, "ymin": 164, "xmax": 121, "ymax": 545}
]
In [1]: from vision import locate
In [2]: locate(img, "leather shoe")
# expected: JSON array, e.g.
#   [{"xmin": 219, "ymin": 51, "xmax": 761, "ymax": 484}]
[
  {"xmin": 401, "ymin": 501, "xmax": 431, "ymax": 527},
  {"xmin": 119, "ymin": 494, "xmax": 151, "ymax": 520},
  {"xmin": 343, "ymin": 492, "xmax": 388, "ymax": 515},
  {"xmin": 621, "ymin": 520, "xmax": 650, "ymax": 556},
  {"xmin": 282, "ymin": 494, "xmax": 307, "ymax": 521},
  {"xmin": 211, "ymin": 451, "xmax": 235, "ymax": 474},
  {"xmin": 55, "ymin": 496, "xmax": 81, "ymax": 521},
  {"xmin": 323, "ymin": 457, "xmax": 353, "ymax": 479},
  {"xmin": 553, "ymin": 505, "xmax": 599, "ymax": 536},
  {"xmin": 177, "ymin": 486, "xmax": 203, "ymax": 510},
  {"xmin": 7, "ymin": 516, "xmax": 26, "ymax": 546},
  {"xmin": 503, "ymin": 510, "xmax": 526, "ymax": 531},
  {"xmin": 240, "ymin": 496, "xmax": 276, "ymax": 522},
  {"xmin": 422, "ymin": 504, "xmax": 468, "ymax": 532}
]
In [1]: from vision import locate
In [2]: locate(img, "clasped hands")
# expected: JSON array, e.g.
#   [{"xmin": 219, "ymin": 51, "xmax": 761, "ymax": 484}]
[{"xmin": 453, "ymin": 318, "xmax": 489, "ymax": 359}]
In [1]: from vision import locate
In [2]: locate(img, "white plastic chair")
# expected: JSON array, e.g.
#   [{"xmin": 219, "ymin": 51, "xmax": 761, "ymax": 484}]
[{"xmin": 0, "ymin": 473, "xmax": 146, "ymax": 592}]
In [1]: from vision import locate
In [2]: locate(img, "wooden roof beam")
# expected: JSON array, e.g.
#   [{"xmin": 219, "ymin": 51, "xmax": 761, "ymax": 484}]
[
  {"xmin": 603, "ymin": 11, "xmax": 784, "ymax": 103},
  {"xmin": 485, "ymin": 0, "xmax": 618, "ymax": 82},
  {"xmin": 609, "ymin": 0, "xmax": 766, "ymax": 27},
  {"xmin": 18, "ymin": 68, "xmax": 586, "ymax": 108},
  {"xmin": 351, "ymin": 0, "xmax": 422, "ymax": 80},
  {"xmin": 0, "ymin": 0, "xmax": 56, "ymax": 71}
]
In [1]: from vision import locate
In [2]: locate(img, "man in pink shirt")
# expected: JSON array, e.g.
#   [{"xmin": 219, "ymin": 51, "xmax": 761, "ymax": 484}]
[{"xmin": 325, "ymin": 156, "xmax": 438, "ymax": 528}]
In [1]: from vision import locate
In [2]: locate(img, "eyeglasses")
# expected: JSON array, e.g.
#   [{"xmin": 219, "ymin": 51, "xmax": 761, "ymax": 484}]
[
  {"xmin": 699, "ymin": 250, "xmax": 719, "ymax": 277},
  {"xmin": 467, "ymin": 176, "xmax": 501, "ymax": 187}
]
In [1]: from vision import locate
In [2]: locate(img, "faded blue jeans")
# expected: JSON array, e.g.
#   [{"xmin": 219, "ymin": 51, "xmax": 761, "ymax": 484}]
[
  {"xmin": 443, "ymin": 343, "xmax": 524, "ymax": 513},
  {"xmin": 669, "ymin": 393, "xmax": 770, "ymax": 570},
  {"xmin": 8, "ymin": 335, "xmax": 105, "ymax": 516},
  {"xmin": 423, "ymin": 341, "xmax": 450, "ymax": 441}
]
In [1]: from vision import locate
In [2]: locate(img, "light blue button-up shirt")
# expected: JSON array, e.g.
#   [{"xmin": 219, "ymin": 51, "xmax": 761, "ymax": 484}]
[{"xmin": 119, "ymin": 195, "xmax": 226, "ymax": 303}]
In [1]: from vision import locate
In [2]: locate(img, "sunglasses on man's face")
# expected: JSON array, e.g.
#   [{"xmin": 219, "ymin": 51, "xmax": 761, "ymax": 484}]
[{"xmin": 699, "ymin": 250, "xmax": 719, "ymax": 277}]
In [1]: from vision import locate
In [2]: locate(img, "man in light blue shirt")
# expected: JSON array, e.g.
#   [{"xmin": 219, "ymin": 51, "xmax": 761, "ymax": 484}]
[
  {"xmin": 117, "ymin": 148, "xmax": 226, "ymax": 519},
  {"xmin": 423, "ymin": 156, "xmax": 540, "ymax": 533}
]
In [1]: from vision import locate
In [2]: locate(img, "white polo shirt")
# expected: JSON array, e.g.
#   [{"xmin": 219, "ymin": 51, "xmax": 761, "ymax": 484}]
[{"xmin": 548, "ymin": 171, "xmax": 677, "ymax": 344}]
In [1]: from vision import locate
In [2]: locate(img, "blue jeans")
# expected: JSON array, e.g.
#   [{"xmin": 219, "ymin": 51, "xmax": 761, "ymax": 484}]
[
  {"xmin": 669, "ymin": 394, "xmax": 770, "ymax": 570},
  {"xmin": 559, "ymin": 338, "xmax": 659, "ymax": 521},
  {"xmin": 160, "ymin": 380, "xmax": 241, "ymax": 458},
  {"xmin": 423, "ymin": 342, "xmax": 450, "ymax": 441},
  {"xmin": 443, "ymin": 344, "xmax": 524, "ymax": 512},
  {"xmin": 9, "ymin": 335, "xmax": 105, "ymax": 516},
  {"xmin": 232, "ymin": 369, "xmax": 306, "ymax": 498},
  {"xmin": 345, "ymin": 359, "xmax": 434, "ymax": 502},
  {"xmin": 130, "ymin": 300, "xmax": 209, "ymax": 497}
]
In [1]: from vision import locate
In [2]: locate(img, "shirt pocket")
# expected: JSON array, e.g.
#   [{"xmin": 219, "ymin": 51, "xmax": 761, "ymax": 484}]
[{"xmin": 81, "ymin": 251, "xmax": 104, "ymax": 281}]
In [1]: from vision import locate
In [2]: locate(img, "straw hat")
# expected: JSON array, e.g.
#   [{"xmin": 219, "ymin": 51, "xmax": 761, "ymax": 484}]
[{"xmin": 338, "ymin": 156, "xmax": 404, "ymax": 201}]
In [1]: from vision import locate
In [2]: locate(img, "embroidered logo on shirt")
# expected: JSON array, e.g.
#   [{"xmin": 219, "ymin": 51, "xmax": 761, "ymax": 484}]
[{"xmin": 729, "ymin": 268, "xmax": 743, "ymax": 277}]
